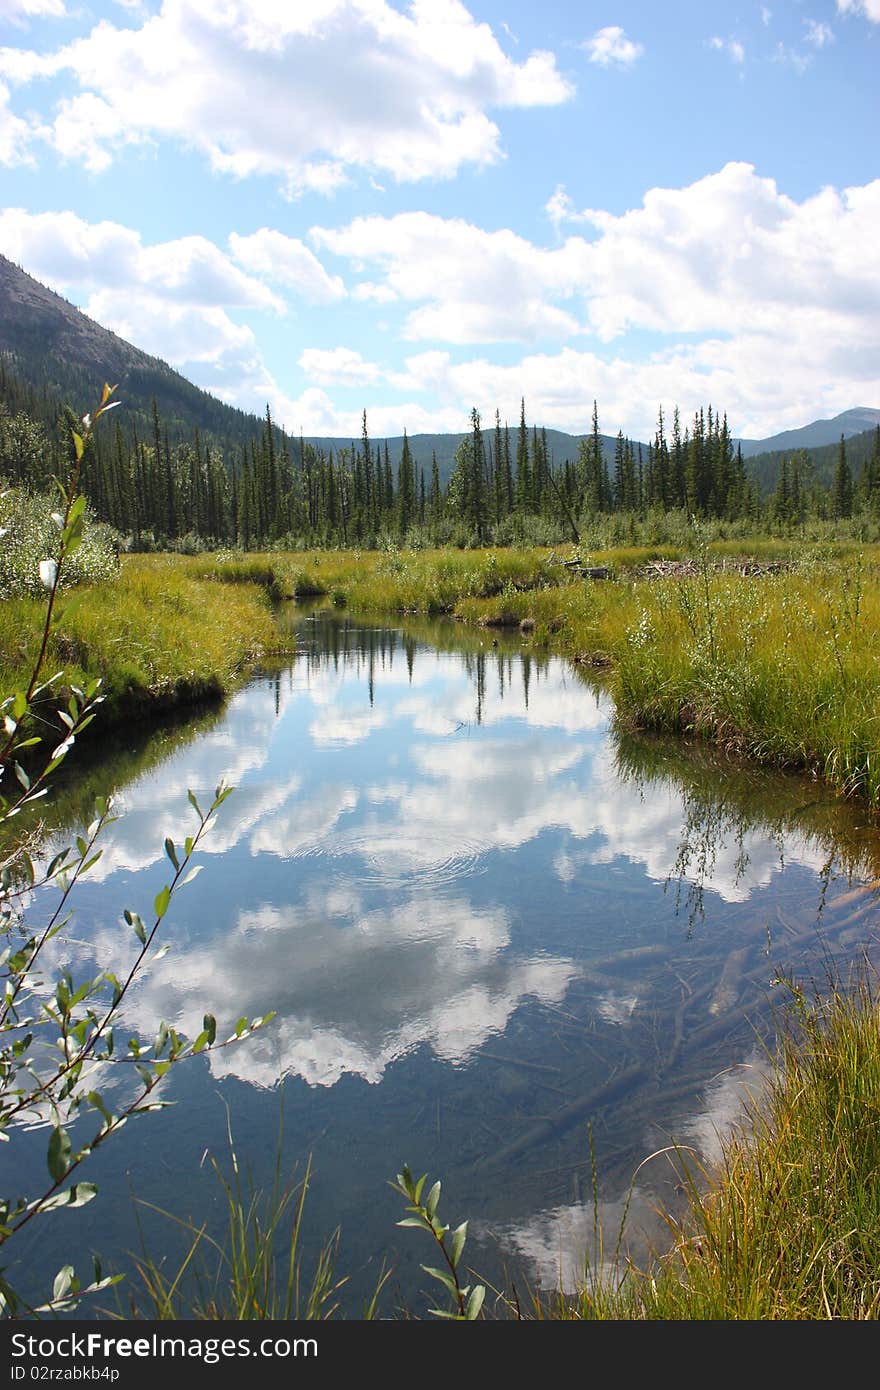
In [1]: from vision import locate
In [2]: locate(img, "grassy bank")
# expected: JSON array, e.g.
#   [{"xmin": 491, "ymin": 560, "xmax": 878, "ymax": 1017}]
[
  {"xmin": 545, "ymin": 973, "xmax": 880, "ymax": 1320},
  {"xmin": 0, "ymin": 554, "xmax": 286, "ymax": 731},
  {"xmin": 242, "ymin": 540, "xmax": 880, "ymax": 810},
  {"xmin": 5, "ymin": 537, "xmax": 878, "ymax": 800}
]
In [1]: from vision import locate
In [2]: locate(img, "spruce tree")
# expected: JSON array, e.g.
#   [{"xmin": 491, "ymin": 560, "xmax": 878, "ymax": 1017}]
[{"xmin": 832, "ymin": 434, "xmax": 853, "ymax": 519}]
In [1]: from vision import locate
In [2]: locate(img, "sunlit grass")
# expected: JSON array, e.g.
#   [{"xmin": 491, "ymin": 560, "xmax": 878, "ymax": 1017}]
[
  {"xmin": 260, "ymin": 542, "xmax": 880, "ymax": 807},
  {"xmin": 0, "ymin": 554, "xmax": 283, "ymax": 727}
]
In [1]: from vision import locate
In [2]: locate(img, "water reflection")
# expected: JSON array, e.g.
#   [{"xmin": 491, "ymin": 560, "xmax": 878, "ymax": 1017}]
[{"xmin": 11, "ymin": 605, "xmax": 880, "ymax": 1309}]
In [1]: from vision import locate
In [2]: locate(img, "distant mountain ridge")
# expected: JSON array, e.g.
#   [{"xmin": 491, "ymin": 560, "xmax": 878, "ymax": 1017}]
[
  {"xmin": 1, "ymin": 251, "xmax": 878, "ymax": 491},
  {"xmin": 737, "ymin": 408, "xmax": 880, "ymax": 458}
]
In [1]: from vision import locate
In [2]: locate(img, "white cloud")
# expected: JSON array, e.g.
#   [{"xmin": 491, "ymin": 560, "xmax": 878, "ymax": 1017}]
[
  {"xmin": 304, "ymin": 164, "xmax": 880, "ymax": 436},
  {"xmin": 0, "ymin": 0, "xmax": 66, "ymax": 20},
  {"xmin": 88, "ymin": 291, "xmax": 259, "ymax": 368},
  {"xmin": 709, "ymin": 35, "xmax": 745, "ymax": 63},
  {"xmin": 229, "ymin": 229, "xmax": 345, "ymax": 302},
  {"xmin": 1, "ymin": 0, "xmax": 573, "ymax": 189},
  {"xmin": 545, "ymin": 184, "xmax": 578, "ymax": 230},
  {"xmin": 837, "ymin": 0, "xmax": 880, "ymax": 19},
  {"xmin": 771, "ymin": 42, "xmax": 813, "ymax": 73},
  {"xmin": 583, "ymin": 26, "xmax": 643, "ymax": 68},
  {"xmin": 0, "ymin": 209, "xmax": 282, "ymax": 311},
  {"xmin": 804, "ymin": 18, "xmax": 834, "ymax": 45},
  {"xmin": 298, "ymin": 346, "xmax": 382, "ymax": 389},
  {"xmin": 0, "ymin": 78, "xmax": 34, "ymax": 164},
  {"xmin": 311, "ymin": 211, "xmax": 589, "ymax": 344},
  {"xmin": 351, "ymin": 281, "xmax": 398, "ymax": 304}
]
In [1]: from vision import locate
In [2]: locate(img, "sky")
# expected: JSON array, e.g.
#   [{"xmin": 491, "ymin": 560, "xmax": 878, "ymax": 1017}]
[{"xmin": 0, "ymin": 0, "xmax": 878, "ymax": 443}]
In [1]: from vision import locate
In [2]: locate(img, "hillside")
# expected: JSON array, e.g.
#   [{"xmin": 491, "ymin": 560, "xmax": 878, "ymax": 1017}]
[
  {"xmin": 0, "ymin": 253, "xmax": 275, "ymax": 450},
  {"xmin": 745, "ymin": 425, "xmax": 880, "ymax": 496},
  {"xmin": 737, "ymin": 408, "xmax": 880, "ymax": 458},
  {"xmin": 0, "ymin": 254, "xmax": 626, "ymax": 483}
]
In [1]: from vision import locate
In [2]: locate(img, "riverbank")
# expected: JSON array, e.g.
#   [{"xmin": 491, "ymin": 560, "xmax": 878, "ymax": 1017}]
[
  {"xmin": 519, "ymin": 970, "xmax": 880, "ymax": 1320},
  {"xmin": 262, "ymin": 540, "xmax": 880, "ymax": 811},
  {"xmin": 0, "ymin": 554, "xmax": 287, "ymax": 734},
  {"xmin": 8, "ymin": 539, "xmax": 875, "ymax": 805}
]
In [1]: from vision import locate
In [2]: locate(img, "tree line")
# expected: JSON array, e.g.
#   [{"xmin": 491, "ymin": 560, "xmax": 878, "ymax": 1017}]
[{"xmin": 2, "ymin": 360, "xmax": 880, "ymax": 548}]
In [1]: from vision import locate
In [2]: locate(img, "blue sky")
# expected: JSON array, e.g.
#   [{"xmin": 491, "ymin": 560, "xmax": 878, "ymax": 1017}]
[{"xmin": 0, "ymin": 0, "xmax": 877, "ymax": 442}]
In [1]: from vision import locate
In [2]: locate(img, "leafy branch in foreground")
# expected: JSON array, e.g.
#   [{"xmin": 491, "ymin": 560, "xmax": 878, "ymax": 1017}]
[
  {"xmin": 0, "ymin": 387, "xmax": 274, "ymax": 1316},
  {"xmin": 391, "ymin": 1165, "xmax": 485, "ymax": 1320}
]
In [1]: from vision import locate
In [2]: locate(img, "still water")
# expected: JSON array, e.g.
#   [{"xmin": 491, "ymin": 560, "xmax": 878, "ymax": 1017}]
[{"xmin": 9, "ymin": 607, "xmax": 880, "ymax": 1312}]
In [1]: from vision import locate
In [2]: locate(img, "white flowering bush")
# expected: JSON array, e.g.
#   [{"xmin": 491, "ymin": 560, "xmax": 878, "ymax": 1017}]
[{"xmin": 0, "ymin": 486, "xmax": 119, "ymax": 600}]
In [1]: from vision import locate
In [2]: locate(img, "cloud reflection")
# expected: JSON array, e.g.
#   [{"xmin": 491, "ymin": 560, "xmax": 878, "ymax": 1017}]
[{"xmin": 99, "ymin": 893, "xmax": 579, "ymax": 1087}]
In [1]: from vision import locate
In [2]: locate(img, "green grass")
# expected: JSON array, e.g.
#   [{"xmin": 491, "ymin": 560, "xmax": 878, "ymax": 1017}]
[
  {"xmin": 0, "ymin": 554, "xmax": 285, "ymax": 731},
  {"xmin": 248, "ymin": 541, "xmax": 880, "ymax": 809},
  {"xmin": 548, "ymin": 973, "xmax": 880, "ymax": 1320}
]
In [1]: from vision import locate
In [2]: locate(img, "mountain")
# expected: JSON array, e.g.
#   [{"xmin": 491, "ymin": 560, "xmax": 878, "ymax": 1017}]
[
  {"xmin": 737, "ymin": 408, "xmax": 880, "ymax": 458},
  {"xmin": 0, "ymin": 252, "xmax": 275, "ymax": 449},
  {"xmin": 297, "ymin": 428, "xmax": 621, "ymax": 484},
  {"xmin": 744, "ymin": 426, "xmax": 880, "ymax": 496}
]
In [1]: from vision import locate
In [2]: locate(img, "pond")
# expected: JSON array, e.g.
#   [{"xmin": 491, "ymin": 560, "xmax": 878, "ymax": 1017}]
[{"xmin": 6, "ymin": 605, "xmax": 880, "ymax": 1315}]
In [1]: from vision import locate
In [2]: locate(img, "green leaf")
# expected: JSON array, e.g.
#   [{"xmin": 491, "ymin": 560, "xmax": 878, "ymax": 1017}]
[
  {"xmin": 191, "ymin": 1030, "xmax": 210, "ymax": 1055},
  {"xmin": 38, "ymin": 1183, "xmax": 98, "ymax": 1212},
  {"xmin": 130, "ymin": 913, "xmax": 146, "ymax": 945},
  {"xmin": 425, "ymin": 1180, "xmax": 441, "ymax": 1220},
  {"xmin": 47, "ymin": 1126, "xmax": 72, "ymax": 1183},
  {"xmin": 164, "ymin": 837, "xmax": 179, "ymax": 870},
  {"xmin": 465, "ymin": 1284, "xmax": 485, "ymax": 1320},
  {"xmin": 187, "ymin": 790, "xmax": 203, "ymax": 818},
  {"xmin": 86, "ymin": 1091, "xmax": 112, "ymax": 1125},
  {"xmin": 450, "ymin": 1221, "xmax": 467, "ymax": 1269},
  {"xmin": 53, "ymin": 1266, "xmax": 74, "ymax": 1302},
  {"xmin": 203, "ymin": 1013, "xmax": 216, "ymax": 1045},
  {"xmin": 422, "ymin": 1265, "xmax": 458, "ymax": 1297},
  {"xmin": 153, "ymin": 885, "xmax": 171, "ymax": 919}
]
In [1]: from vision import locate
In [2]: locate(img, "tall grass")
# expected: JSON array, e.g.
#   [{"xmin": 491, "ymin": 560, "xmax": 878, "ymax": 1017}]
[
  {"xmin": 129, "ymin": 1141, "xmax": 358, "ymax": 1321},
  {"xmin": 586, "ymin": 971, "xmax": 880, "ymax": 1320},
  {"xmin": 0, "ymin": 554, "xmax": 285, "ymax": 729},
  {"xmin": 260, "ymin": 542, "xmax": 880, "ymax": 808}
]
